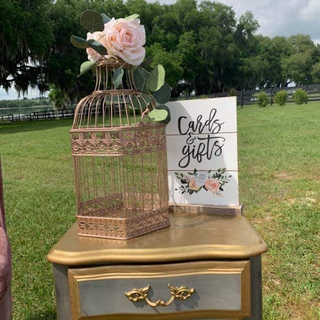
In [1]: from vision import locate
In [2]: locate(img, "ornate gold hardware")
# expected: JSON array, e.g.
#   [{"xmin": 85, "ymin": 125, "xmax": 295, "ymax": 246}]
[
  {"xmin": 124, "ymin": 285, "xmax": 150, "ymax": 302},
  {"xmin": 125, "ymin": 284, "xmax": 195, "ymax": 307}
]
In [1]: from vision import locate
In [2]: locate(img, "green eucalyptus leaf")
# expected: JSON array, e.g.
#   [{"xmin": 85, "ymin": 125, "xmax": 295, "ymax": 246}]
[
  {"xmin": 140, "ymin": 67, "xmax": 149, "ymax": 80},
  {"xmin": 141, "ymin": 56, "xmax": 153, "ymax": 69},
  {"xmin": 155, "ymin": 104, "xmax": 171, "ymax": 124},
  {"xmin": 140, "ymin": 94, "xmax": 151, "ymax": 105},
  {"xmin": 146, "ymin": 65, "xmax": 165, "ymax": 92},
  {"xmin": 79, "ymin": 61, "xmax": 96, "ymax": 77},
  {"xmin": 133, "ymin": 66, "xmax": 148, "ymax": 92},
  {"xmin": 151, "ymin": 83, "xmax": 171, "ymax": 104},
  {"xmin": 125, "ymin": 14, "xmax": 139, "ymax": 21},
  {"xmin": 131, "ymin": 94, "xmax": 151, "ymax": 110},
  {"xmin": 101, "ymin": 13, "xmax": 111, "ymax": 24},
  {"xmin": 112, "ymin": 68, "xmax": 124, "ymax": 88},
  {"xmin": 87, "ymin": 39, "xmax": 108, "ymax": 55},
  {"xmin": 70, "ymin": 35, "xmax": 89, "ymax": 49},
  {"xmin": 148, "ymin": 107, "xmax": 168, "ymax": 122},
  {"xmin": 131, "ymin": 96, "xmax": 141, "ymax": 110},
  {"xmin": 80, "ymin": 10, "xmax": 104, "ymax": 33}
]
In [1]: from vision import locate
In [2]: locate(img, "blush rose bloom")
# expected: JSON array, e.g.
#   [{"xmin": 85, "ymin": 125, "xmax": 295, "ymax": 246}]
[
  {"xmin": 86, "ymin": 31, "xmax": 104, "ymax": 62},
  {"xmin": 189, "ymin": 178, "xmax": 201, "ymax": 191},
  {"xmin": 205, "ymin": 178, "xmax": 220, "ymax": 194},
  {"xmin": 101, "ymin": 18, "xmax": 146, "ymax": 66}
]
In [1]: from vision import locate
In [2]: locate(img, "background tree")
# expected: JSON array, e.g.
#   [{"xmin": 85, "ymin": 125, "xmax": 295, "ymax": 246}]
[
  {"xmin": 255, "ymin": 36, "xmax": 292, "ymax": 88},
  {"xmin": 196, "ymin": 2, "xmax": 238, "ymax": 94},
  {"xmin": 233, "ymin": 11, "xmax": 262, "ymax": 90},
  {"xmin": 0, "ymin": 0, "xmax": 53, "ymax": 93},
  {"xmin": 281, "ymin": 34, "xmax": 317, "ymax": 86},
  {"xmin": 311, "ymin": 62, "xmax": 320, "ymax": 83},
  {"xmin": 2, "ymin": 0, "xmax": 320, "ymax": 106}
]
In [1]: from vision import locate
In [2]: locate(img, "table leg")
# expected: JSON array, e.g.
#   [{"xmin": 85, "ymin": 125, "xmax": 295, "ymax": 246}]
[
  {"xmin": 247, "ymin": 255, "xmax": 262, "ymax": 320},
  {"xmin": 53, "ymin": 264, "xmax": 72, "ymax": 320}
]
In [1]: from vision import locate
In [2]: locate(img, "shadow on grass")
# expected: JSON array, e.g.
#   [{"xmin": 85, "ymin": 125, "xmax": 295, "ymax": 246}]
[
  {"xmin": 0, "ymin": 118, "xmax": 73, "ymax": 135},
  {"xmin": 25, "ymin": 309, "xmax": 56, "ymax": 320}
]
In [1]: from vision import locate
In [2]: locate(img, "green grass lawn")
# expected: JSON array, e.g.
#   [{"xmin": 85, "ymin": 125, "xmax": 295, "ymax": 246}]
[{"xmin": 0, "ymin": 102, "xmax": 319, "ymax": 319}]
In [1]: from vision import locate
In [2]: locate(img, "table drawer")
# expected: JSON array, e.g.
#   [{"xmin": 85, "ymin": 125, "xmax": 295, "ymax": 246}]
[{"xmin": 68, "ymin": 261, "xmax": 251, "ymax": 320}]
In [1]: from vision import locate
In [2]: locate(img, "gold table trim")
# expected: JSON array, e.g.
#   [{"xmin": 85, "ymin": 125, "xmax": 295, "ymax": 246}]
[{"xmin": 47, "ymin": 213, "xmax": 267, "ymax": 265}]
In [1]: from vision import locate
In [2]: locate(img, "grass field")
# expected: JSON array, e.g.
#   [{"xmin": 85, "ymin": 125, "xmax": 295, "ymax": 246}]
[{"xmin": 0, "ymin": 102, "xmax": 319, "ymax": 319}]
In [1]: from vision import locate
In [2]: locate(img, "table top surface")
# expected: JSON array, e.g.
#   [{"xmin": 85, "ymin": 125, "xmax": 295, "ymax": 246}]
[{"xmin": 47, "ymin": 212, "xmax": 267, "ymax": 265}]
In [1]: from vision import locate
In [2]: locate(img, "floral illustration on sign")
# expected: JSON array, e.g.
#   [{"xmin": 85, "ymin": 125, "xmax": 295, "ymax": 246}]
[{"xmin": 174, "ymin": 168, "xmax": 231, "ymax": 196}]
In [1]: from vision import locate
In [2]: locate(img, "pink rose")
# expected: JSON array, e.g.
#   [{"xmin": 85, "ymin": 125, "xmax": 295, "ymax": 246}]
[
  {"xmin": 205, "ymin": 178, "xmax": 220, "ymax": 194},
  {"xmin": 86, "ymin": 31, "xmax": 104, "ymax": 62},
  {"xmin": 189, "ymin": 178, "xmax": 200, "ymax": 191},
  {"xmin": 101, "ymin": 18, "xmax": 146, "ymax": 66}
]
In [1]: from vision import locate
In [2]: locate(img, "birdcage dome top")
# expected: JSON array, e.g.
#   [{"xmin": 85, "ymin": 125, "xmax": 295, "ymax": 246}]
[{"xmin": 71, "ymin": 60, "xmax": 157, "ymax": 131}]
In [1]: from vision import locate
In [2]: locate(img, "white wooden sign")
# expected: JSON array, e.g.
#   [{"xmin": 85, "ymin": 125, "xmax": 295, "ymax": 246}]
[{"xmin": 166, "ymin": 97, "xmax": 239, "ymax": 206}]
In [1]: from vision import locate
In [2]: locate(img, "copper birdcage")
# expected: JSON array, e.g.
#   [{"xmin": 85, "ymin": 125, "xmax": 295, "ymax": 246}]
[{"xmin": 70, "ymin": 60, "xmax": 169, "ymax": 239}]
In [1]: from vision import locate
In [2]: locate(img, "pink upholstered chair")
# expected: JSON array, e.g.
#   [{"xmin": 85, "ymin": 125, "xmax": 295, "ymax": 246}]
[{"xmin": 0, "ymin": 158, "xmax": 12, "ymax": 320}]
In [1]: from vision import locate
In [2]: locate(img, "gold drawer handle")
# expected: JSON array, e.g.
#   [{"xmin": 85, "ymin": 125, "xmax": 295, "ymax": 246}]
[{"xmin": 125, "ymin": 284, "xmax": 195, "ymax": 307}]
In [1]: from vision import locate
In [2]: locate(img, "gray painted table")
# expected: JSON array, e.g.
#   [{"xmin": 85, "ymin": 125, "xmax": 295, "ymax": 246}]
[{"xmin": 47, "ymin": 212, "xmax": 267, "ymax": 320}]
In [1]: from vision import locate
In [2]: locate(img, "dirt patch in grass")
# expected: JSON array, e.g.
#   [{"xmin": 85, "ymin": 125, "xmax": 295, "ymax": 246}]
[
  {"xmin": 286, "ymin": 191, "xmax": 318, "ymax": 207},
  {"xmin": 274, "ymin": 171, "xmax": 300, "ymax": 181},
  {"xmin": 287, "ymin": 300, "xmax": 320, "ymax": 320}
]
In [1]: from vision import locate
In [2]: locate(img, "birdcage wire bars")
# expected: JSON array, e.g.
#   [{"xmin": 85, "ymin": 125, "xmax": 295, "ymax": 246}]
[{"xmin": 70, "ymin": 60, "xmax": 169, "ymax": 239}]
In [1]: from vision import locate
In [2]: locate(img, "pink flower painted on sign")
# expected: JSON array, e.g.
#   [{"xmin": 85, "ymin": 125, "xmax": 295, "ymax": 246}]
[
  {"xmin": 174, "ymin": 168, "xmax": 231, "ymax": 197},
  {"xmin": 205, "ymin": 178, "xmax": 220, "ymax": 194},
  {"xmin": 188, "ymin": 178, "xmax": 201, "ymax": 191}
]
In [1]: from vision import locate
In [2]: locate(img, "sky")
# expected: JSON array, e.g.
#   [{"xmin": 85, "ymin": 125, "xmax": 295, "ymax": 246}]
[
  {"xmin": 219, "ymin": 0, "xmax": 320, "ymax": 41},
  {"xmin": 2, "ymin": 0, "xmax": 320, "ymax": 100},
  {"xmin": 152, "ymin": 0, "xmax": 320, "ymax": 40},
  {"xmin": 0, "ymin": 87, "xmax": 46, "ymax": 101}
]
